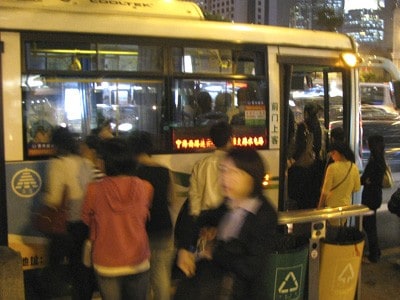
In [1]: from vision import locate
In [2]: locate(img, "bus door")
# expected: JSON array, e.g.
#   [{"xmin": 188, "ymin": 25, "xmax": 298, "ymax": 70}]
[
  {"xmin": 0, "ymin": 37, "xmax": 7, "ymax": 246},
  {"xmin": 280, "ymin": 61, "xmax": 352, "ymax": 211}
]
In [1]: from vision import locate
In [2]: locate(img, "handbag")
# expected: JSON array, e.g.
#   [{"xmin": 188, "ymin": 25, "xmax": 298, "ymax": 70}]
[
  {"xmin": 32, "ymin": 186, "xmax": 68, "ymax": 235},
  {"xmin": 388, "ymin": 188, "xmax": 400, "ymax": 217},
  {"xmin": 382, "ymin": 166, "xmax": 394, "ymax": 189}
]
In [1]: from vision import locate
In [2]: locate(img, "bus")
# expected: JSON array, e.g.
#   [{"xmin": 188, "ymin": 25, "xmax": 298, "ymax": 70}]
[{"xmin": 0, "ymin": 0, "xmax": 360, "ymax": 272}]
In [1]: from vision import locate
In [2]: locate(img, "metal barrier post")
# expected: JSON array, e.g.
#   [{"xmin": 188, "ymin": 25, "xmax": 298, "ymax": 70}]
[{"xmin": 308, "ymin": 220, "xmax": 325, "ymax": 300}]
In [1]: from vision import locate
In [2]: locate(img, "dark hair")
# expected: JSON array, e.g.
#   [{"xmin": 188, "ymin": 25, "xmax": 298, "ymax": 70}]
[
  {"xmin": 226, "ymin": 147, "xmax": 266, "ymax": 197},
  {"xmin": 84, "ymin": 134, "xmax": 101, "ymax": 151},
  {"xmin": 330, "ymin": 127, "xmax": 345, "ymax": 143},
  {"xmin": 328, "ymin": 142, "xmax": 355, "ymax": 163},
  {"xmin": 51, "ymin": 126, "xmax": 80, "ymax": 155},
  {"xmin": 197, "ymin": 91, "xmax": 212, "ymax": 114},
  {"xmin": 210, "ymin": 121, "xmax": 232, "ymax": 148},
  {"xmin": 128, "ymin": 131, "xmax": 153, "ymax": 155},
  {"xmin": 98, "ymin": 138, "xmax": 136, "ymax": 176},
  {"xmin": 367, "ymin": 135, "xmax": 386, "ymax": 168}
]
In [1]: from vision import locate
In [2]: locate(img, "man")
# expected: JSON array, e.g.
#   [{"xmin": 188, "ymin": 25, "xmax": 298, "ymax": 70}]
[
  {"xmin": 188, "ymin": 121, "xmax": 233, "ymax": 217},
  {"xmin": 176, "ymin": 121, "xmax": 233, "ymax": 277}
]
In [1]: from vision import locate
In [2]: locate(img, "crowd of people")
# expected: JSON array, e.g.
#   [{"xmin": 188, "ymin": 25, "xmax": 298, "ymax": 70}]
[
  {"xmin": 287, "ymin": 102, "xmax": 387, "ymax": 263},
  {"xmin": 36, "ymin": 100, "xmax": 388, "ymax": 299}
]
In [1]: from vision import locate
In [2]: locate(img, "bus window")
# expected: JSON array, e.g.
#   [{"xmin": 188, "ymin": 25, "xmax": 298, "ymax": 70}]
[
  {"xmin": 172, "ymin": 47, "xmax": 265, "ymax": 76},
  {"xmin": 22, "ymin": 76, "xmax": 165, "ymax": 158},
  {"xmin": 290, "ymin": 69, "xmax": 343, "ymax": 126},
  {"xmin": 172, "ymin": 79, "xmax": 268, "ymax": 152},
  {"xmin": 24, "ymin": 37, "xmax": 163, "ymax": 72}
]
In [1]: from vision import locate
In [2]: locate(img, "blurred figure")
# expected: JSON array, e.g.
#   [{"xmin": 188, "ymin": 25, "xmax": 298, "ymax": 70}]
[
  {"xmin": 174, "ymin": 148, "xmax": 278, "ymax": 299},
  {"xmin": 214, "ymin": 92, "xmax": 232, "ymax": 114},
  {"xmin": 96, "ymin": 119, "xmax": 114, "ymax": 139},
  {"xmin": 128, "ymin": 131, "xmax": 175, "ymax": 300},
  {"xmin": 195, "ymin": 91, "xmax": 228, "ymax": 125},
  {"xmin": 43, "ymin": 126, "xmax": 95, "ymax": 300},
  {"xmin": 82, "ymin": 138, "xmax": 153, "ymax": 300},
  {"xmin": 80, "ymin": 134, "xmax": 105, "ymax": 180},
  {"xmin": 361, "ymin": 135, "xmax": 386, "ymax": 263},
  {"xmin": 230, "ymin": 88, "xmax": 249, "ymax": 125},
  {"xmin": 318, "ymin": 142, "xmax": 361, "ymax": 225},
  {"xmin": 174, "ymin": 121, "xmax": 233, "ymax": 283}
]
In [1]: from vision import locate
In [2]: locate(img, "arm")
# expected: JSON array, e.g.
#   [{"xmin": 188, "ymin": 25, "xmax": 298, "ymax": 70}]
[
  {"xmin": 43, "ymin": 158, "xmax": 66, "ymax": 208},
  {"xmin": 188, "ymin": 161, "xmax": 203, "ymax": 216},
  {"xmin": 81, "ymin": 182, "xmax": 95, "ymax": 226},
  {"xmin": 318, "ymin": 164, "xmax": 334, "ymax": 208}
]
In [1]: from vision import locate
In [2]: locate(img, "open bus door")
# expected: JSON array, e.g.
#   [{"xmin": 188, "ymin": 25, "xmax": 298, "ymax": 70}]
[
  {"xmin": 280, "ymin": 59, "xmax": 354, "ymax": 212},
  {"xmin": 0, "ymin": 38, "xmax": 8, "ymax": 246}
]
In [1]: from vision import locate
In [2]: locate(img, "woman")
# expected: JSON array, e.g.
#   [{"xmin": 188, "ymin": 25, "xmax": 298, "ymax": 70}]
[
  {"xmin": 43, "ymin": 126, "xmax": 95, "ymax": 300},
  {"xmin": 361, "ymin": 135, "xmax": 386, "ymax": 263},
  {"xmin": 318, "ymin": 142, "xmax": 361, "ymax": 225},
  {"xmin": 174, "ymin": 148, "xmax": 278, "ymax": 299},
  {"xmin": 81, "ymin": 138, "xmax": 153, "ymax": 300}
]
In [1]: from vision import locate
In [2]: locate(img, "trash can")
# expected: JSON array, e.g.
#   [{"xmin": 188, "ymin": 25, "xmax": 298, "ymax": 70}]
[
  {"xmin": 319, "ymin": 226, "xmax": 365, "ymax": 300},
  {"xmin": 263, "ymin": 234, "xmax": 309, "ymax": 300}
]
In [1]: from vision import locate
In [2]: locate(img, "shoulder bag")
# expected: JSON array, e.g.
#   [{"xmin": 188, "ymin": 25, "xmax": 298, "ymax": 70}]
[
  {"xmin": 32, "ymin": 186, "xmax": 69, "ymax": 235},
  {"xmin": 388, "ymin": 188, "xmax": 400, "ymax": 217},
  {"xmin": 382, "ymin": 166, "xmax": 394, "ymax": 189}
]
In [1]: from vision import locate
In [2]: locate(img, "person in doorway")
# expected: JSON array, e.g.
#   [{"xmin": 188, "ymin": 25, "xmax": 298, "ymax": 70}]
[
  {"xmin": 361, "ymin": 135, "xmax": 387, "ymax": 263},
  {"xmin": 288, "ymin": 102, "xmax": 327, "ymax": 210}
]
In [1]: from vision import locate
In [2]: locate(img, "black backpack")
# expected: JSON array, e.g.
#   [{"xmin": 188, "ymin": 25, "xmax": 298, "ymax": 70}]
[{"xmin": 388, "ymin": 188, "xmax": 400, "ymax": 217}]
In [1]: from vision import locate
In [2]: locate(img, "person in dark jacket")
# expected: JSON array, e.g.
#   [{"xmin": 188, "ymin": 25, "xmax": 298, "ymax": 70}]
[
  {"xmin": 174, "ymin": 148, "xmax": 278, "ymax": 299},
  {"xmin": 361, "ymin": 135, "xmax": 386, "ymax": 263},
  {"xmin": 128, "ymin": 131, "xmax": 175, "ymax": 300}
]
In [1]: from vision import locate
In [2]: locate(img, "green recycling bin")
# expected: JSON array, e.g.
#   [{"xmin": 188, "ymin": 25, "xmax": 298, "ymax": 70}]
[
  {"xmin": 263, "ymin": 234, "xmax": 309, "ymax": 300},
  {"xmin": 319, "ymin": 226, "xmax": 365, "ymax": 300}
]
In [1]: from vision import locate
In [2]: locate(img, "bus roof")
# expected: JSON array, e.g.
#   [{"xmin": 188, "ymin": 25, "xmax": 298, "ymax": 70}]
[
  {"xmin": 0, "ymin": 0, "xmax": 205, "ymax": 20},
  {"xmin": 0, "ymin": 0, "xmax": 355, "ymax": 51}
]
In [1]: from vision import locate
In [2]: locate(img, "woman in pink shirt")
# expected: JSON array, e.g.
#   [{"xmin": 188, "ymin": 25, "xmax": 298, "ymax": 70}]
[{"xmin": 82, "ymin": 138, "xmax": 153, "ymax": 300}]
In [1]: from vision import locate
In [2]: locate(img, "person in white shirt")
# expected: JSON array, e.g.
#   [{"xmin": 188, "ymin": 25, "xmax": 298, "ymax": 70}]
[{"xmin": 188, "ymin": 121, "xmax": 233, "ymax": 217}]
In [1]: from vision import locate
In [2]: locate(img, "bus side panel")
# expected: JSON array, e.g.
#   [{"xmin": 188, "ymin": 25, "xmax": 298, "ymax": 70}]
[
  {"xmin": 6, "ymin": 159, "xmax": 49, "ymax": 270},
  {"xmin": 1, "ymin": 31, "xmax": 24, "ymax": 161}
]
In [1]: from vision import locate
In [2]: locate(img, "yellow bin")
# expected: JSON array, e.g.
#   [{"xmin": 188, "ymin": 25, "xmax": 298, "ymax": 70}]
[{"xmin": 319, "ymin": 229, "xmax": 365, "ymax": 300}]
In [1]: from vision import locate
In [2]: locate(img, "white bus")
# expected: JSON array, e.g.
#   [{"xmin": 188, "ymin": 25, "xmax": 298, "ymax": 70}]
[{"xmin": 0, "ymin": 0, "xmax": 360, "ymax": 272}]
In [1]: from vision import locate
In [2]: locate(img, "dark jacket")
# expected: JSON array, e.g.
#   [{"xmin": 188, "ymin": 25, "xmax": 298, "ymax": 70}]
[
  {"xmin": 136, "ymin": 165, "xmax": 173, "ymax": 237},
  {"xmin": 175, "ymin": 196, "xmax": 278, "ymax": 299},
  {"xmin": 361, "ymin": 159, "xmax": 385, "ymax": 210}
]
